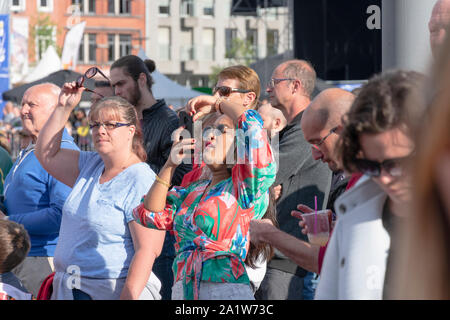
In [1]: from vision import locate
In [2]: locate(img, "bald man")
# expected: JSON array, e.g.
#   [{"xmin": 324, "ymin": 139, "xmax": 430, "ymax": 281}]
[
  {"xmin": 258, "ymin": 103, "xmax": 287, "ymax": 138},
  {"xmin": 1, "ymin": 83, "xmax": 79, "ymax": 297},
  {"xmin": 255, "ymin": 60, "xmax": 332, "ymax": 300},
  {"xmin": 429, "ymin": 0, "xmax": 450, "ymax": 59},
  {"xmin": 251, "ymin": 88, "xmax": 355, "ymax": 287}
]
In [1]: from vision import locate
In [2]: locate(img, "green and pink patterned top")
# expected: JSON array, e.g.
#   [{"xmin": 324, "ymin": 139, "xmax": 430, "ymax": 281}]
[{"xmin": 133, "ymin": 110, "xmax": 276, "ymax": 300}]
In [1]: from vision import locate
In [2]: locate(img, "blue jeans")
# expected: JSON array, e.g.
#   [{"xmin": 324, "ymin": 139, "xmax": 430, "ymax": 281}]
[
  {"xmin": 302, "ymin": 272, "xmax": 318, "ymax": 300},
  {"xmin": 72, "ymin": 288, "xmax": 92, "ymax": 300}
]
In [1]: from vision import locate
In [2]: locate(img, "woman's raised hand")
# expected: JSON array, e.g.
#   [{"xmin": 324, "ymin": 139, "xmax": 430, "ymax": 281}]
[
  {"xmin": 185, "ymin": 95, "xmax": 218, "ymax": 122},
  {"xmin": 166, "ymin": 127, "xmax": 196, "ymax": 168},
  {"xmin": 58, "ymin": 82, "xmax": 85, "ymax": 110}
]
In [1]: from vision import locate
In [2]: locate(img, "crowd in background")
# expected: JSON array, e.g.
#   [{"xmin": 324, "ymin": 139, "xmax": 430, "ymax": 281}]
[{"xmin": 0, "ymin": 0, "xmax": 450, "ymax": 302}]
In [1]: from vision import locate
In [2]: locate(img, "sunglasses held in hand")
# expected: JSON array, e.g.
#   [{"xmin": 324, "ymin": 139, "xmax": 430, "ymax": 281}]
[{"xmin": 76, "ymin": 67, "xmax": 111, "ymax": 98}]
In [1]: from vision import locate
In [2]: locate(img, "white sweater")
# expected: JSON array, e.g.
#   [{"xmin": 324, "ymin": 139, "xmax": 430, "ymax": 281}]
[{"xmin": 315, "ymin": 176, "xmax": 390, "ymax": 300}]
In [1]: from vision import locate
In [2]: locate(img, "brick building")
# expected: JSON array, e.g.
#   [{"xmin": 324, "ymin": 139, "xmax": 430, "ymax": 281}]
[{"xmin": 10, "ymin": 0, "xmax": 146, "ymax": 78}]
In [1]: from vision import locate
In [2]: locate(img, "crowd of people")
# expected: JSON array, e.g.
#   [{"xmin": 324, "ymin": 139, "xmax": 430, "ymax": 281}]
[{"xmin": 0, "ymin": 0, "xmax": 449, "ymax": 301}]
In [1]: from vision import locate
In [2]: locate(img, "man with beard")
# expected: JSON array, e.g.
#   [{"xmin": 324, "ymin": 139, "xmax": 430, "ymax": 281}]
[{"xmin": 110, "ymin": 55, "xmax": 191, "ymax": 300}]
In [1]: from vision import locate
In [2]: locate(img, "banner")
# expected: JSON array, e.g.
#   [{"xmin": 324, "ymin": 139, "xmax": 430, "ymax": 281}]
[
  {"xmin": 0, "ymin": 14, "xmax": 10, "ymax": 119},
  {"xmin": 61, "ymin": 21, "xmax": 86, "ymax": 70},
  {"xmin": 11, "ymin": 17, "xmax": 28, "ymax": 84}
]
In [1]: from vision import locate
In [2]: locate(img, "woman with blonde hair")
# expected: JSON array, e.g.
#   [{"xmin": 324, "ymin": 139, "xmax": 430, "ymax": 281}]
[
  {"xmin": 34, "ymin": 83, "xmax": 165, "ymax": 300},
  {"xmin": 391, "ymin": 30, "xmax": 450, "ymax": 300}
]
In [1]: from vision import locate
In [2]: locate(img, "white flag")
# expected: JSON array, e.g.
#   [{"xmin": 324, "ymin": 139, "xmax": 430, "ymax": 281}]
[{"xmin": 61, "ymin": 21, "xmax": 86, "ymax": 70}]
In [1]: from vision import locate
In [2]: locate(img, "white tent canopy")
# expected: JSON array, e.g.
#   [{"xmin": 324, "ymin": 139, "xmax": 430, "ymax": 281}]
[
  {"xmin": 137, "ymin": 49, "xmax": 202, "ymax": 108},
  {"xmin": 22, "ymin": 45, "xmax": 62, "ymax": 83}
]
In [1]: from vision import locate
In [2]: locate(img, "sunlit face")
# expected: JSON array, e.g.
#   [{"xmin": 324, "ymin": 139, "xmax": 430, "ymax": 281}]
[
  {"xmin": 89, "ymin": 107, "xmax": 135, "ymax": 155},
  {"xmin": 20, "ymin": 86, "xmax": 57, "ymax": 140},
  {"xmin": 213, "ymin": 78, "xmax": 249, "ymax": 107},
  {"xmin": 202, "ymin": 115, "xmax": 235, "ymax": 169},
  {"xmin": 359, "ymin": 127, "xmax": 415, "ymax": 204},
  {"xmin": 110, "ymin": 67, "xmax": 141, "ymax": 106},
  {"xmin": 266, "ymin": 65, "xmax": 292, "ymax": 112}
]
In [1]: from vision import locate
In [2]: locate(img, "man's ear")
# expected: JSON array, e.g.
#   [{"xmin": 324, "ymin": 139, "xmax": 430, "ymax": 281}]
[
  {"xmin": 274, "ymin": 118, "xmax": 281, "ymax": 130},
  {"xmin": 138, "ymin": 72, "xmax": 147, "ymax": 90},
  {"xmin": 292, "ymin": 79, "xmax": 302, "ymax": 94}
]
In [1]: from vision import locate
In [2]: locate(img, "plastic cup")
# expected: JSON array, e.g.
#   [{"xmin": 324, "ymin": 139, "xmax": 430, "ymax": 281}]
[{"xmin": 301, "ymin": 210, "xmax": 330, "ymax": 246}]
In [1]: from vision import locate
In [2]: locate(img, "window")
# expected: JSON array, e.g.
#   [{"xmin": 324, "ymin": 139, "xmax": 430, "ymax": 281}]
[
  {"xmin": 202, "ymin": 28, "xmax": 214, "ymax": 60},
  {"xmin": 88, "ymin": 34, "xmax": 97, "ymax": 63},
  {"xmin": 107, "ymin": 34, "xmax": 115, "ymax": 62},
  {"xmin": 180, "ymin": 0, "xmax": 194, "ymax": 17},
  {"xmin": 180, "ymin": 28, "xmax": 193, "ymax": 61},
  {"xmin": 88, "ymin": 0, "xmax": 96, "ymax": 13},
  {"xmin": 225, "ymin": 28, "xmax": 237, "ymax": 59},
  {"xmin": 72, "ymin": 0, "xmax": 95, "ymax": 14},
  {"xmin": 78, "ymin": 33, "xmax": 97, "ymax": 64},
  {"xmin": 247, "ymin": 29, "xmax": 258, "ymax": 58},
  {"xmin": 266, "ymin": 29, "xmax": 278, "ymax": 56},
  {"xmin": 108, "ymin": 0, "xmax": 131, "ymax": 15},
  {"xmin": 119, "ymin": 34, "xmax": 132, "ymax": 57},
  {"xmin": 158, "ymin": 27, "xmax": 171, "ymax": 60},
  {"xmin": 78, "ymin": 38, "xmax": 84, "ymax": 63},
  {"xmin": 11, "ymin": 0, "xmax": 26, "ymax": 11},
  {"xmin": 159, "ymin": 0, "xmax": 170, "ymax": 16},
  {"xmin": 203, "ymin": 0, "xmax": 214, "ymax": 16},
  {"xmin": 37, "ymin": 0, "xmax": 53, "ymax": 12},
  {"xmin": 35, "ymin": 25, "xmax": 56, "ymax": 60}
]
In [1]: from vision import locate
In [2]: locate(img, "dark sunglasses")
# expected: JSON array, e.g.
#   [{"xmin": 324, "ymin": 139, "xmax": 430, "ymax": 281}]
[
  {"xmin": 213, "ymin": 86, "xmax": 251, "ymax": 97},
  {"xmin": 76, "ymin": 67, "xmax": 111, "ymax": 97},
  {"xmin": 354, "ymin": 154, "xmax": 413, "ymax": 178},
  {"xmin": 202, "ymin": 124, "xmax": 230, "ymax": 137}
]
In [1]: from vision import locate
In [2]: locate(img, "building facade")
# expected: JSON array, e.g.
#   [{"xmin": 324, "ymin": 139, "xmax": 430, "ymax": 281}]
[
  {"xmin": 9, "ymin": 0, "xmax": 145, "ymax": 81},
  {"xmin": 8, "ymin": 0, "xmax": 291, "ymax": 87},
  {"xmin": 146, "ymin": 0, "xmax": 291, "ymax": 87}
]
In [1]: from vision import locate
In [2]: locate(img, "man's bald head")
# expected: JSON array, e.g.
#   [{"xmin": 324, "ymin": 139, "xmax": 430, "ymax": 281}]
[
  {"xmin": 301, "ymin": 88, "xmax": 355, "ymax": 171},
  {"xmin": 21, "ymin": 83, "xmax": 61, "ymax": 141},
  {"xmin": 303, "ymin": 88, "xmax": 355, "ymax": 131},
  {"xmin": 258, "ymin": 103, "xmax": 287, "ymax": 137},
  {"xmin": 429, "ymin": 0, "xmax": 450, "ymax": 58}
]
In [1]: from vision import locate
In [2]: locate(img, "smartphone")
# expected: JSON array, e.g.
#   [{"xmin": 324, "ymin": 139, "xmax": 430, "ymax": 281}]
[{"xmin": 178, "ymin": 111, "xmax": 194, "ymax": 138}]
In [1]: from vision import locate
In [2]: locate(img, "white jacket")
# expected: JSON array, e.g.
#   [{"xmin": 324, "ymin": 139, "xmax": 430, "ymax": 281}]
[{"xmin": 315, "ymin": 176, "xmax": 390, "ymax": 300}]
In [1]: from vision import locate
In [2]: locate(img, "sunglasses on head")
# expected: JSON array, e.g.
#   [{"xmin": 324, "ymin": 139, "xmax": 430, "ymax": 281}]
[
  {"xmin": 354, "ymin": 154, "xmax": 413, "ymax": 178},
  {"xmin": 213, "ymin": 86, "xmax": 251, "ymax": 97},
  {"xmin": 76, "ymin": 67, "xmax": 111, "ymax": 98}
]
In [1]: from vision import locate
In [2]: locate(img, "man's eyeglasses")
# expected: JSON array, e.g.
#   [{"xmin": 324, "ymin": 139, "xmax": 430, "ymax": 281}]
[
  {"xmin": 267, "ymin": 78, "xmax": 296, "ymax": 89},
  {"xmin": 89, "ymin": 122, "xmax": 131, "ymax": 131},
  {"xmin": 312, "ymin": 127, "xmax": 338, "ymax": 150},
  {"xmin": 353, "ymin": 154, "xmax": 413, "ymax": 178},
  {"xmin": 213, "ymin": 86, "xmax": 251, "ymax": 97},
  {"xmin": 76, "ymin": 67, "xmax": 111, "ymax": 98}
]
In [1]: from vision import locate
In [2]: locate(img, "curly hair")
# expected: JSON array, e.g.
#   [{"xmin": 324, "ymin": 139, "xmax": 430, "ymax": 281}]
[{"xmin": 336, "ymin": 70, "xmax": 426, "ymax": 174}]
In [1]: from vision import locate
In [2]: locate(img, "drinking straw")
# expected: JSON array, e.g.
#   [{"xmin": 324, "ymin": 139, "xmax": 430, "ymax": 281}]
[{"xmin": 314, "ymin": 196, "xmax": 317, "ymax": 234}]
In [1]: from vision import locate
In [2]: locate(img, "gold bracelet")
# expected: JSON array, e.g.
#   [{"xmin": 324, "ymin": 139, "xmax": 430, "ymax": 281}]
[{"xmin": 155, "ymin": 175, "xmax": 171, "ymax": 188}]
